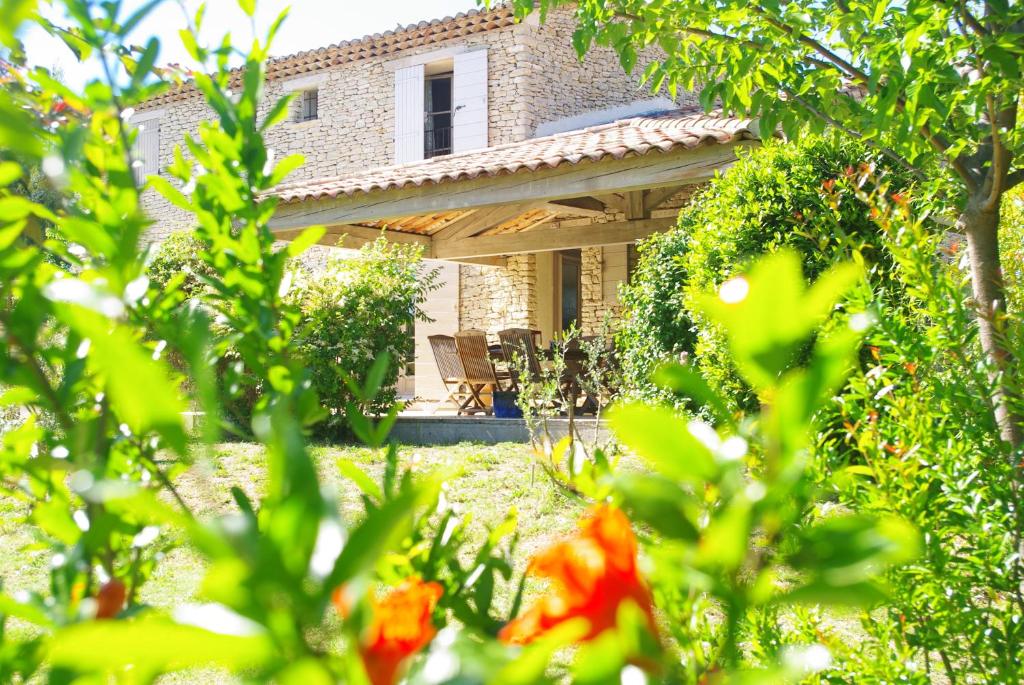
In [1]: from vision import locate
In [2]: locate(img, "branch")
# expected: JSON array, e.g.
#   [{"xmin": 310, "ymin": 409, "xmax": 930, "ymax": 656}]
[
  {"xmin": 984, "ymin": 94, "xmax": 1008, "ymax": 211},
  {"xmin": 782, "ymin": 89, "xmax": 927, "ymax": 180},
  {"xmin": 1007, "ymin": 169, "xmax": 1024, "ymax": 190},
  {"xmin": 750, "ymin": 4, "xmax": 872, "ymax": 85},
  {"xmin": 953, "ymin": 0, "xmax": 990, "ymax": 36}
]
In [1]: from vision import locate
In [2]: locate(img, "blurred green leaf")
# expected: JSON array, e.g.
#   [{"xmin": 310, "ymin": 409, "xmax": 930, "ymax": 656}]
[
  {"xmin": 614, "ymin": 472, "xmax": 699, "ymax": 541},
  {"xmin": 59, "ymin": 305, "xmax": 187, "ymax": 454},
  {"xmin": 49, "ymin": 616, "xmax": 275, "ymax": 673},
  {"xmin": 609, "ymin": 403, "xmax": 716, "ymax": 484}
]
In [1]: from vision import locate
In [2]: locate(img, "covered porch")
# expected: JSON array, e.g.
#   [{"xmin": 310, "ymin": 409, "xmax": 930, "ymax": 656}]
[{"xmin": 267, "ymin": 109, "xmax": 759, "ymax": 403}]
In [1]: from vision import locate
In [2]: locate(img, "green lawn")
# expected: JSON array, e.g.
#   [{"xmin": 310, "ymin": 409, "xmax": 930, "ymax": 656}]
[{"xmin": 0, "ymin": 441, "xmax": 586, "ymax": 683}]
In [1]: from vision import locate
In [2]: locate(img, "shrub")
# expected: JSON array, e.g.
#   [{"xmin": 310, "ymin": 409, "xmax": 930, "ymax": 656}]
[
  {"xmin": 294, "ymin": 238, "xmax": 438, "ymax": 435},
  {"xmin": 146, "ymin": 233, "xmax": 436, "ymax": 436},
  {"xmin": 145, "ymin": 230, "xmax": 217, "ymax": 298},
  {"xmin": 617, "ymin": 135, "xmax": 913, "ymax": 409},
  {"xmin": 811, "ymin": 181, "xmax": 1024, "ymax": 683},
  {"xmin": 615, "ymin": 228, "xmax": 693, "ymax": 404}
]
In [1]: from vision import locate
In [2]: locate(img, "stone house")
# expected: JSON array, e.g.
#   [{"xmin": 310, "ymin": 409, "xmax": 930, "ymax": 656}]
[{"xmin": 134, "ymin": 3, "xmax": 759, "ymax": 401}]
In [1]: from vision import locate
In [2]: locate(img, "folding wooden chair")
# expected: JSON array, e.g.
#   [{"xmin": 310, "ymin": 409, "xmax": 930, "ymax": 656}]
[
  {"xmin": 428, "ymin": 335, "xmax": 474, "ymax": 413},
  {"xmin": 498, "ymin": 328, "xmax": 545, "ymax": 392},
  {"xmin": 454, "ymin": 330, "xmax": 502, "ymax": 415}
]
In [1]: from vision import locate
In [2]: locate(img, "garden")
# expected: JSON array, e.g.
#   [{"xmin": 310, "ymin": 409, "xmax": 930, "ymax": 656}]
[{"xmin": 1, "ymin": 0, "xmax": 1023, "ymax": 684}]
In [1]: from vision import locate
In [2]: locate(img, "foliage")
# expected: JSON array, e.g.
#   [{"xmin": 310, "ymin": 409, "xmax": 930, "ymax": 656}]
[
  {"xmin": 597, "ymin": 251, "xmax": 918, "ymax": 679},
  {"xmin": 1005, "ymin": 187, "xmax": 1024, "ymax": 306},
  {"xmin": 145, "ymin": 233, "xmax": 435, "ymax": 435},
  {"xmin": 294, "ymin": 237, "xmax": 438, "ymax": 434},
  {"xmin": 619, "ymin": 135, "xmax": 912, "ymax": 409},
  {"xmin": 506, "ymin": 0, "xmax": 1024, "ymax": 445},
  {"xmin": 145, "ymin": 229, "xmax": 217, "ymax": 299},
  {"xmin": 811, "ymin": 177, "xmax": 1024, "ymax": 682},
  {"xmin": 615, "ymin": 226, "xmax": 693, "ymax": 405}
]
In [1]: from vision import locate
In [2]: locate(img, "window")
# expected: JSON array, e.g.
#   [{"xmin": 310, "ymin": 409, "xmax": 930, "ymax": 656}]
[
  {"xmin": 424, "ymin": 73, "xmax": 453, "ymax": 158},
  {"xmin": 297, "ymin": 89, "xmax": 318, "ymax": 122},
  {"xmin": 393, "ymin": 49, "xmax": 487, "ymax": 164},
  {"xmin": 559, "ymin": 249, "xmax": 582, "ymax": 332}
]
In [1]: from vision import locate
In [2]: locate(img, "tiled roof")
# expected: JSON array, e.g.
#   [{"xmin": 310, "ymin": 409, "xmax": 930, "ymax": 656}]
[
  {"xmin": 140, "ymin": 5, "xmax": 515, "ymax": 110},
  {"xmin": 269, "ymin": 109, "xmax": 760, "ymax": 203}
]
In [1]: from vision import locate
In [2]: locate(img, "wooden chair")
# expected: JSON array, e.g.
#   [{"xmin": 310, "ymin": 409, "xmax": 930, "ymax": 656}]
[
  {"xmin": 498, "ymin": 328, "xmax": 545, "ymax": 391},
  {"xmin": 454, "ymin": 330, "xmax": 502, "ymax": 415},
  {"xmin": 428, "ymin": 335, "xmax": 475, "ymax": 413}
]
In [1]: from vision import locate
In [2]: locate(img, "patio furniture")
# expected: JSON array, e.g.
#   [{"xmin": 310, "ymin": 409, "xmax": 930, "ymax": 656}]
[
  {"xmin": 498, "ymin": 328, "xmax": 545, "ymax": 391},
  {"xmin": 454, "ymin": 330, "xmax": 503, "ymax": 415},
  {"xmin": 428, "ymin": 335, "xmax": 474, "ymax": 414}
]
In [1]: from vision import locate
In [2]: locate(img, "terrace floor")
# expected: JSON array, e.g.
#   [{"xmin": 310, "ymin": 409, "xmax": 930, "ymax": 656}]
[{"xmin": 395, "ymin": 400, "xmax": 611, "ymax": 445}]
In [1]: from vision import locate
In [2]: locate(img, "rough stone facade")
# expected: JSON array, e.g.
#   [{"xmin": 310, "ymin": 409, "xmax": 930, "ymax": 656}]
[
  {"xmin": 580, "ymin": 247, "xmax": 605, "ymax": 335},
  {"xmin": 458, "ymin": 255, "xmax": 536, "ymax": 335}
]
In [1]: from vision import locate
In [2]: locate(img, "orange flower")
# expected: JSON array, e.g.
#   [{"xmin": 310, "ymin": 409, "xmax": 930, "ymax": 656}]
[
  {"xmin": 357, "ymin": 580, "xmax": 443, "ymax": 685},
  {"xmin": 499, "ymin": 505, "xmax": 656, "ymax": 645},
  {"xmin": 95, "ymin": 579, "xmax": 126, "ymax": 619}
]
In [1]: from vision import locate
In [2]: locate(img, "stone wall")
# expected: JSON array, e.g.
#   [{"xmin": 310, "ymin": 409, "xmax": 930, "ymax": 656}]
[
  {"xmin": 458, "ymin": 254, "xmax": 536, "ymax": 336},
  {"xmin": 515, "ymin": 10, "xmax": 695, "ymax": 136},
  {"xmin": 580, "ymin": 247, "xmax": 605, "ymax": 335}
]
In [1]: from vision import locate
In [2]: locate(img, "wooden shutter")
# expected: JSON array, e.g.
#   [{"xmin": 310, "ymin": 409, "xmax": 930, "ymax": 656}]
[
  {"xmin": 132, "ymin": 119, "xmax": 160, "ymax": 183},
  {"xmin": 452, "ymin": 50, "xmax": 488, "ymax": 153},
  {"xmin": 394, "ymin": 64, "xmax": 425, "ymax": 163}
]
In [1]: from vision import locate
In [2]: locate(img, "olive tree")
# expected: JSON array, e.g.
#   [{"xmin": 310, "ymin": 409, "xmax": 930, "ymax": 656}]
[{"xmin": 506, "ymin": 0, "xmax": 1024, "ymax": 446}]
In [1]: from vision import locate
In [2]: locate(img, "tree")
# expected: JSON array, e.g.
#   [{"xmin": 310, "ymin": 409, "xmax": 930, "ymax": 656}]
[{"xmin": 508, "ymin": 0, "xmax": 1024, "ymax": 446}]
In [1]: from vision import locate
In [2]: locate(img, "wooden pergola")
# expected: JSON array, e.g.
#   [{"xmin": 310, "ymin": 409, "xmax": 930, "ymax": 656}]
[{"xmin": 267, "ymin": 111, "xmax": 760, "ymax": 264}]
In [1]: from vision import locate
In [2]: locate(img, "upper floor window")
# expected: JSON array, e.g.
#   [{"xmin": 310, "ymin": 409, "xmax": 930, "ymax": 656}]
[
  {"xmin": 424, "ymin": 73, "xmax": 453, "ymax": 158},
  {"xmin": 297, "ymin": 89, "xmax": 318, "ymax": 122},
  {"xmin": 394, "ymin": 49, "xmax": 488, "ymax": 164}
]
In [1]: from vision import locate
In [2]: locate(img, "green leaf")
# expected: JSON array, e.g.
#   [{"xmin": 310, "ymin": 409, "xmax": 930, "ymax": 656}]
[
  {"xmin": 614, "ymin": 472, "xmax": 699, "ymax": 540},
  {"xmin": 148, "ymin": 175, "xmax": 192, "ymax": 211},
  {"xmin": 325, "ymin": 484, "xmax": 421, "ymax": 589},
  {"xmin": 268, "ymin": 153, "xmax": 305, "ymax": 186},
  {"xmin": 285, "ymin": 225, "xmax": 326, "ymax": 258},
  {"xmin": 609, "ymin": 403, "xmax": 716, "ymax": 484},
  {"xmin": 49, "ymin": 615, "xmax": 274, "ymax": 673},
  {"xmin": 31, "ymin": 500, "xmax": 81, "ymax": 545},
  {"xmin": 0, "ymin": 592, "xmax": 54, "ymax": 628},
  {"xmin": 0, "ymin": 161, "xmax": 22, "ymax": 186},
  {"xmin": 337, "ymin": 458, "xmax": 383, "ymax": 501},
  {"xmin": 237, "ymin": 0, "xmax": 256, "ymax": 17},
  {"xmin": 59, "ymin": 305, "xmax": 187, "ymax": 454},
  {"xmin": 653, "ymin": 362, "xmax": 735, "ymax": 427}
]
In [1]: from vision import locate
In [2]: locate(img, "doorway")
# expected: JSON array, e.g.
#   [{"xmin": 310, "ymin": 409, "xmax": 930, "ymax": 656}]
[{"xmin": 558, "ymin": 249, "xmax": 582, "ymax": 334}]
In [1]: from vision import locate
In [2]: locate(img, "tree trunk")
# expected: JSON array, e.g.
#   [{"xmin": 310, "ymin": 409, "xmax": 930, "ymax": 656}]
[{"xmin": 960, "ymin": 194, "xmax": 1023, "ymax": 448}]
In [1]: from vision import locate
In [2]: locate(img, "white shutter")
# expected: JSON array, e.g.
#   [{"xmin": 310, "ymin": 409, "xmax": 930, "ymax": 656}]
[
  {"xmin": 453, "ymin": 50, "xmax": 488, "ymax": 153},
  {"xmin": 394, "ymin": 64, "xmax": 425, "ymax": 163},
  {"xmin": 132, "ymin": 119, "xmax": 160, "ymax": 183}
]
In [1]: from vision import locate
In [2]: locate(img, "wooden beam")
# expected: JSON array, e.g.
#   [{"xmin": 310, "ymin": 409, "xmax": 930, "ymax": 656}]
[
  {"xmin": 644, "ymin": 185, "xmax": 686, "ymax": 213},
  {"xmin": 625, "ymin": 190, "xmax": 647, "ymax": 220},
  {"xmin": 269, "ymin": 143, "xmax": 749, "ymax": 231},
  {"xmin": 275, "ymin": 224, "xmax": 431, "ymax": 250},
  {"xmin": 595, "ymin": 193, "xmax": 627, "ymax": 213},
  {"xmin": 545, "ymin": 196, "xmax": 608, "ymax": 217},
  {"xmin": 431, "ymin": 203, "xmax": 538, "ymax": 241},
  {"xmin": 431, "ymin": 217, "xmax": 674, "ymax": 259},
  {"xmin": 452, "ymin": 256, "xmax": 508, "ymax": 267}
]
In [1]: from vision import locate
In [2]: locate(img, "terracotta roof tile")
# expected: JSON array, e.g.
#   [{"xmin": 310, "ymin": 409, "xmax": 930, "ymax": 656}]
[
  {"xmin": 141, "ymin": 5, "xmax": 515, "ymax": 110},
  {"xmin": 268, "ymin": 109, "xmax": 760, "ymax": 204}
]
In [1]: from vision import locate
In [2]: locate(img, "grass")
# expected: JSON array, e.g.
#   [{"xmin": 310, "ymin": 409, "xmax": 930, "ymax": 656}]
[{"xmin": 0, "ymin": 440, "xmax": 586, "ymax": 683}]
